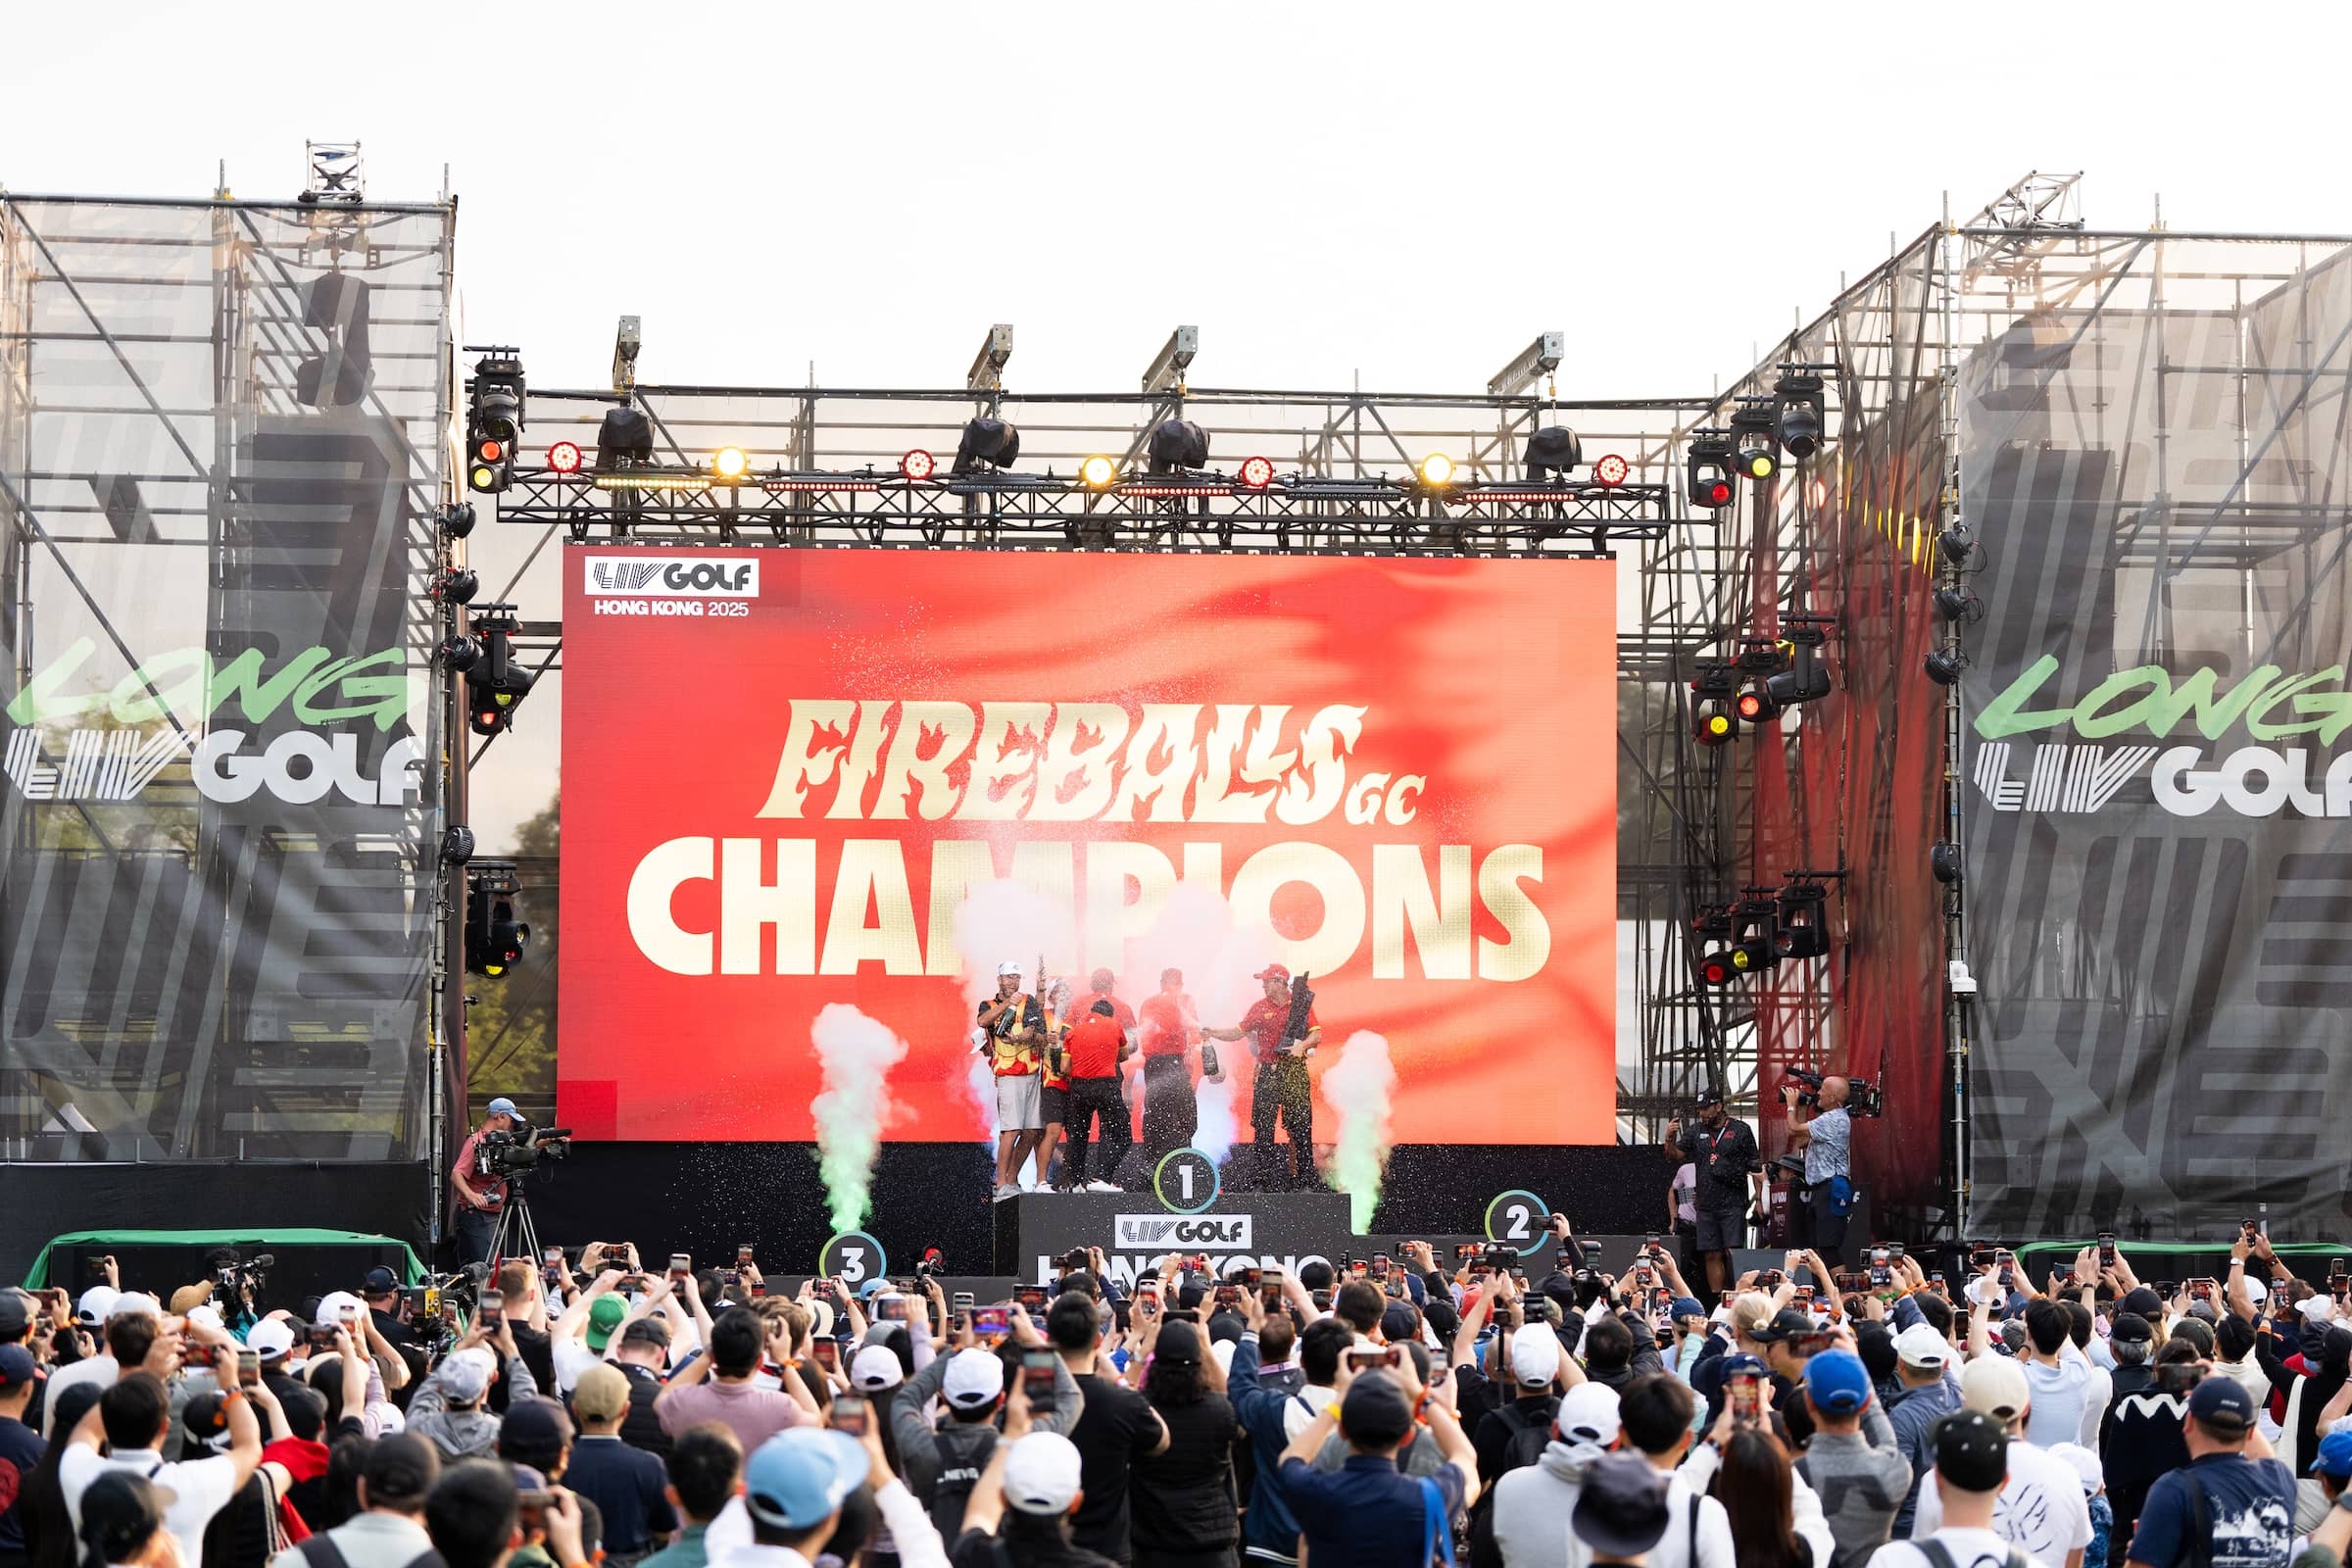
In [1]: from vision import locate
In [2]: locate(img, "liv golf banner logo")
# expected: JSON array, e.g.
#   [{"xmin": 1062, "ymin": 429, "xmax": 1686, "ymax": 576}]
[{"xmin": 1972, "ymin": 656, "xmax": 2352, "ymax": 818}]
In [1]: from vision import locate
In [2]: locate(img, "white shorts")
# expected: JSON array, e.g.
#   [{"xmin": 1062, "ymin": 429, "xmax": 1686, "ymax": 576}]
[{"xmin": 995, "ymin": 1073, "xmax": 1043, "ymax": 1130}]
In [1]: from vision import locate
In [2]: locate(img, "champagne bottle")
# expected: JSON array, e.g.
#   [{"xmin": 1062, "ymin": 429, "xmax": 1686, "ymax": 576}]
[{"xmin": 1200, "ymin": 1036, "xmax": 1220, "ymax": 1080}]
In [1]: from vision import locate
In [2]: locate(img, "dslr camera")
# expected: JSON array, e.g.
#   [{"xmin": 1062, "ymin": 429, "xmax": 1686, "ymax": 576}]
[{"xmin": 474, "ymin": 1124, "xmax": 572, "ymax": 1178}]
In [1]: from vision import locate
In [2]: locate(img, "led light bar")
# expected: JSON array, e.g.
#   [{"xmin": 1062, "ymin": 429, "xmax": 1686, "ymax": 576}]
[
  {"xmin": 1117, "ymin": 482, "xmax": 1234, "ymax": 498},
  {"xmin": 592, "ymin": 471, "xmax": 710, "ymax": 492},
  {"xmin": 761, "ymin": 478, "xmax": 883, "ymax": 494}
]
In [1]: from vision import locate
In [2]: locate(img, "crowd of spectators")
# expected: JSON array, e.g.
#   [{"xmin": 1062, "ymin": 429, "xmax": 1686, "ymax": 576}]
[{"xmin": 4, "ymin": 1202, "xmax": 2352, "ymax": 1568}]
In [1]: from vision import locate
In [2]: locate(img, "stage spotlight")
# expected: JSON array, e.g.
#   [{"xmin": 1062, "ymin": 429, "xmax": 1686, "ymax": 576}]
[
  {"xmin": 439, "ymin": 502, "xmax": 476, "ymax": 539},
  {"xmin": 1729, "ymin": 897, "xmax": 1780, "ymax": 974},
  {"xmin": 439, "ymin": 635, "xmax": 482, "ymax": 673},
  {"xmin": 466, "ymin": 356, "xmax": 524, "ymax": 494},
  {"xmin": 1525, "ymin": 426, "xmax": 1582, "ymax": 480},
  {"xmin": 1730, "ymin": 401, "xmax": 1779, "ymax": 481},
  {"xmin": 441, "ymin": 825, "xmax": 476, "ymax": 866},
  {"xmin": 596, "ymin": 406, "xmax": 656, "ymax": 467},
  {"xmin": 711, "ymin": 446, "xmax": 751, "ymax": 481},
  {"xmin": 1737, "ymin": 684, "xmax": 1780, "ymax": 725},
  {"xmin": 1937, "ymin": 524, "xmax": 1976, "ymax": 566},
  {"xmin": 1592, "ymin": 453, "xmax": 1631, "ymax": 487},
  {"xmin": 1924, "ymin": 646, "xmax": 1967, "ymax": 685},
  {"xmin": 1775, "ymin": 881, "xmax": 1830, "ymax": 959},
  {"xmin": 1935, "ymin": 585, "xmax": 1984, "ymax": 622},
  {"xmin": 1417, "ymin": 452, "xmax": 1457, "ymax": 488},
  {"xmin": 1931, "ymin": 841, "xmax": 1965, "ymax": 885},
  {"xmin": 1078, "ymin": 454, "xmax": 1119, "ymax": 489},
  {"xmin": 1690, "ymin": 662, "xmax": 1740, "ymax": 746},
  {"xmin": 547, "ymin": 440, "xmax": 583, "ymax": 475},
  {"xmin": 1148, "ymin": 418, "xmax": 1210, "ymax": 474},
  {"xmin": 1765, "ymin": 621, "xmax": 1833, "ymax": 707},
  {"xmin": 1699, "ymin": 950, "xmax": 1738, "ymax": 986},
  {"xmin": 465, "ymin": 862, "xmax": 529, "ymax": 978},
  {"xmin": 436, "ymin": 568, "xmax": 479, "ymax": 605},
  {"xmin": 1237, "ymin": 455, "xmax": 1275, "ymax": 490},
  {"xmin": 1687, "ymin": 431, "xmax": 1735, "ymax": 509},
  {"xmin": 953, "ymin": 416, "xmax": 1021, "ymax": 476},
  {"xmin": 900, "ymin": 449, "xmax": 937, "ymax": 481},
  {"xmin": 1772, "ymin": 370, "xmax": 1828, "ymax": 460},
  {"xmin": 466, "ymin": 606, "xmax": 532, "ymax": 737}
]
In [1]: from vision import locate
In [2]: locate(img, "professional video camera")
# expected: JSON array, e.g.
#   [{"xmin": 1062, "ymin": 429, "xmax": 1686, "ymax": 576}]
[
  {"xmin": 473, "ymin": 1124, "xmax": 573, "ymax": 1178},
  {"xmin": 917, "ymin": 1249, "xmax": 952, "ymax": 1281},
  {"xmin": 1780, "ymin": 1067, "xmax": 1883, "ymax": 1117}
]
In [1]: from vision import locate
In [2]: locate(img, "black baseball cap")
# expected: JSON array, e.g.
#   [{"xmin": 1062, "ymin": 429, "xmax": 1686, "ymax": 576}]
[
  {"xmin": 1340, "ymin": 1376, "xmax": 1413, "ymax": 1447},
  {"xmin": 1693, "ymin": 1086, "xmax": 1724, "ymax": 1107},
  {"xmin": 620, "ymin": 1317, "xmax": 671, "ymax": 1348},
  {"xmin": 1571, "ymin": 1452, "xmax": 1671, "ymax": 1558},
  {"xmin": 1750, "ymin": 1309, "xmax": 1814, "ymax": 1345},
  {"xmin": 0, "ymin": 1293, "xmax": 29, "ymax": 1340},
  {"xmin": 362, "ymin": 1267, "xmax": 399, "ymax": 1294},
  {"xmin": 2188, "ymin": 1375, "xmax": 2256, "ymax": 1435},
  {"xmin": 1090, "ymin": 999, "xmax": 1115, "ymax": 1016},
  {"xmin": 2121, "ymin": 1287, "xmax": 2165, "ymax": 1320},
  {"xmin": 2109, "ymin": 1311, "xmax": 2154, "ymax": 1346},
  {"xmin": 1931, "ymin": 1409, "xmax": 2009, "ymax": 1493}
]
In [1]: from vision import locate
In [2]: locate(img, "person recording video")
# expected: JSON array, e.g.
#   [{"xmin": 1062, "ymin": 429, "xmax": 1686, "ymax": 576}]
[
  {"xmin": 1784, "ymin": 1073, "xmax": 1854, "ymax": 1268},
  {"xmin": 451, "ymin": 1097, "xmax": 521, "ymax": 1267}
]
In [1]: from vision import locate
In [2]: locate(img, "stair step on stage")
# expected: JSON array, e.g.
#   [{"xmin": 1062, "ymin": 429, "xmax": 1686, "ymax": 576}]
[{"xmin": 994, "ymin": 1189, "xmax": 1355, "ymax": 1283}]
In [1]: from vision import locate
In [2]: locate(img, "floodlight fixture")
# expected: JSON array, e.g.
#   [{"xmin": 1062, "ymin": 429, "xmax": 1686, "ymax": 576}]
[
  {"xmin": 1729, "ymin": 400, "xmax": 1779, "ymax": 481},
  {"xmin": 1772, "ymin": 370, "xmax": 1829, "ymax": 460},
  {"xmin": 1937, "ymin": 524, "xmax": 1977, "ymax": 566},
  {"xmin": 711, "ymin": 446, "xmax": 751, "ymax": 481},
  {"xmin": 1931, "ymin": 842, "xmax": 1965, "ymax": 885},
  {"xmin": 1690, "ymin": 662, "xmax": 1740, "ymax": 746},
  {"xmin": 1417, "ymin": 453, "xmax": 1457, "ymax": 488},
  {"xmin": 1078, "ymin": 455, "xmax": 1119, "ymax": 489},
  {"xmin": 1142, "ymin": 325, "xmax": 1200, "ymax": 395},
  {"xmin": 1592, "ymin": 453, "xmax": 1631, "ymax": 488},
  {"xmin": 1525, "ymin": 426, "xmax": 1582, "ymax": 480},
  {"xmin": 546, "ymin": 441, "xmax": 583, "ymax": 475},
  {"xmin": 1687, "ymin": 430, "xmax": 1735, "ymax": 508},
  {"xmin": 1147, "ymin": 418, "xmax": 1210, "ymax": 474},
  {"xmin": 900, "ymin": 449, "xmax": 937, "ymax": 481},
  {"xmin": 439, "ymin": 502, "xmax": 477, "ymax": 539},
  {"xmin": 1237, "ymin": 456, "xmax": 1276, "ymax": 490},
  {"xmin": 1488, "ymin": 330, "xmax": 1564, "ymax": 397},
  {"xmin": 952, "ymin": 416, "xmax": 1021, "ymax": 476},
  {"xmin": 1924, "ymin": 647, "xmax": 1967, "ymax": 685},
  {"xmin": 595, "ymin": 406, "xmax": 656, "ymax": 467},
  {"xmin": 1935, "ymin": 585, "xmax": 1984, "ymax": 622}
]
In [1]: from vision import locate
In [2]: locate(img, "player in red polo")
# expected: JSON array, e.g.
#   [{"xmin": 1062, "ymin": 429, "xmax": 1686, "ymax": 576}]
[
  {"xmin": 1134, "ymin": 966, "xmax": 1203, "ymax": 1166},
  {"xmin": 1201, "ymin": 963, "xmax": 1322, "ymax": 1189}
]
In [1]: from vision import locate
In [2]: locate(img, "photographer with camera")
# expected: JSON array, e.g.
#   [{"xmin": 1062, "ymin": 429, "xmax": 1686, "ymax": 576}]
[
  {"xmin": 451, "ymin": 1099, "xmax": 522, "ymax": 1268},
  {"xmin": 1782, "ymin": 1074, "xmax": 1854, "ymax": 1271}
]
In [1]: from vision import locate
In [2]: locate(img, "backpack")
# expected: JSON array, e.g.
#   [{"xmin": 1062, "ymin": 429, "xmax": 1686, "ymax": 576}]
[
  {"xmin": 1915, "ymin": 1540, "xmax": 2026, "ymax": 1568},
  {"xmin": 1488, "ymin": 1402, "xmax": 1554, "ymax": 1476},
  {"xmin": 297, "ymin": 1536, "xmax": 444, "ymax": 1568},
  {"xmin": 927, "ymin": 1421, "xmax": 1001, "ymax": 1540}
]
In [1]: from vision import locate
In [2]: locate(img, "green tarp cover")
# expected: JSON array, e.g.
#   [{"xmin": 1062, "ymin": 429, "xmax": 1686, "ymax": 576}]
[{"xmin": 22, "ymin": 1229, "xmax": 424, "ymax": 1289}]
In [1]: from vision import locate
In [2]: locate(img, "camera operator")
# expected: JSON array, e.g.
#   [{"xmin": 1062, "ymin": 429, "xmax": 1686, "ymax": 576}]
[
  {"xmin": 1782, "ymin": 1075, "xmax": 1853, "ymax": 1270},
  {"xmin": 451, "ymin": 1098, "xmax": 522, "ymax": 1268}
]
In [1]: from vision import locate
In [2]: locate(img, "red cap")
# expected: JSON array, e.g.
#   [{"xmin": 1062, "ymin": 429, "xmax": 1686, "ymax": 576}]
[{"xmin": 1254, "ymin": 964, "xmax": 1291, "ymax": 982}]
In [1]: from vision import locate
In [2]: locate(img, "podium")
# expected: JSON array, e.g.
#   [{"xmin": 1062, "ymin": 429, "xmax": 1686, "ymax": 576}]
[{"xmin": 994, "ymin": 1189, "xmax": 1356, "ymax": 1283}]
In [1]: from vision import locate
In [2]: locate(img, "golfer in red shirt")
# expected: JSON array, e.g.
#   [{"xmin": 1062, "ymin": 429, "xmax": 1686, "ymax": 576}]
[
  {"xmin": 1060, "ymin": 999, "xmax": 1133, "ymax": 1191},
  {"xmin": 1202, "ymin": 963, "xmax": 1322, "ymax": 1189}
]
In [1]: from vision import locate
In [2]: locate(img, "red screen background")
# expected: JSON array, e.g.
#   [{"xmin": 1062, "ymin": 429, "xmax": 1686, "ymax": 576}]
[{"xmin": 557, "ymin": 548, "xmax": 1616, "ymax": 1145}]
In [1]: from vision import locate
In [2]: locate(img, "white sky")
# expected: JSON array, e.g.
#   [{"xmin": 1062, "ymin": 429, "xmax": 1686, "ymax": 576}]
[{"xmin": 9, "ymin": 0, "xmax": 2351, "ymax": 849}]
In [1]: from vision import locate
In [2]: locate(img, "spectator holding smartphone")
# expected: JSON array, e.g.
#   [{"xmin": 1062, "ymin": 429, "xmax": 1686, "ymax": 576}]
[{"xmin": 655, "ymin": 1308, "xmax": 809, "ymax": 1455}]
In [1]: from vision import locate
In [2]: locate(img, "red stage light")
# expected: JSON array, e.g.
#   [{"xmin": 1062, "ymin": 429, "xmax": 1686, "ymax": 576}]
[
  {"xmin": 477, "ymin": 438, "xmax": 505, "ymax": 463},
  {"xmin": 1238, "ymin": 456, "xmax": 1275, "ymax": 489},
  {"xmin": 547, "ymin": 440, "xmax": 583, "ymax": 474},
  {"xmin": 1703, "ymin": 479, "xmax": 1733, "ymax": 506},
  {"xmin": 1736, "ymin": 692, "xmax": 1765, "ymax": 720},
  {"xmin": 1592, "ymin": 453, "xmax": 1630, "ymax": 487},
  {"xmin": 900, "ymin": 449, "xmax": 937, "ymax": 481}
]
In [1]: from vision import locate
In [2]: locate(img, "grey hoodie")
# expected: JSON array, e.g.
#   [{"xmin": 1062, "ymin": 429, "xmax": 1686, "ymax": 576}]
[
  {"xmin": 404, "ymin": 1353, "xmax": 539, "ymax": 1460},
  {"xmin": 1488, "ymin": 1439, "xmax": 1608, "ymax": 1568}
]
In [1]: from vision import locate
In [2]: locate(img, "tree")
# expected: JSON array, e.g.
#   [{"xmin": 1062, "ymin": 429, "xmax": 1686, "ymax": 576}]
[{"xmin": 463, "ymin": 790, "xmax": 560, "ymax": 1119}]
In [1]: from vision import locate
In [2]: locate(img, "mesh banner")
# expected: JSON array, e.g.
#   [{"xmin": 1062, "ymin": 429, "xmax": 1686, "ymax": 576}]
[
  {"xmin": 0, "ymin": 197, "xmax": 449, "ymax": 1161},
  {"xmin": 1962, "ymin": 240, "xmax": 2352, "ymax": 1238}
]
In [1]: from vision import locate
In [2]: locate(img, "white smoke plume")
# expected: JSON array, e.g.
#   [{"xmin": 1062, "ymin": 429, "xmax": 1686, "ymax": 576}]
[
  {"xmin": 1120, "ymin": 881, "xmax": 1281, "ymax": 1165},
  {"xmin": 809, "ymin": 1004, "xmax": 909, "ymax": 1234},
  {"xmin": 952, "ymin": 878, "xmax": 1080, "ymax": 1143},
  {"xmin": 1321, "ymin": 1031, "xmax": 1396, "ymax": 1230}
]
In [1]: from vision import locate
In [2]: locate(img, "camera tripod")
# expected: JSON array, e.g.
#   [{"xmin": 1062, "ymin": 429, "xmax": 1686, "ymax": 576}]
[{"xmin": 485, "ymin": 1186, "xmax": 544, "ymax": 1269}]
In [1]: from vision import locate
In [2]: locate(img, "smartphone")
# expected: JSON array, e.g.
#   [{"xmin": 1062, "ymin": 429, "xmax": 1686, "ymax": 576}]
[
  {"xmin": 1887, "ymin": 1243, "xmax": 1907, "ymax": 1261},
  {"xmin": 971, "ymin": 1305, "xmax": 1011, "ymax": 1341},
  {"xmin": 1759, "ymin": 1270, "xmax": 1784, "ymax": 1290},
  {"xmin": 1348, "ymin": 1257, "xmax": 1368, "ymax": 1277},
  {"xmin": 1790, "ymin": 1330, "xmax": 1838, "ymax": 1358},
  {"xmin": 2190, "ymin": 1279, "xmax": 2214, "ymax": 1301},
  {"xmin": 1580, "ymin": 1241, "xmax": 1603, "ymax": 1260},
  {"xmin": 1730, "ymin": 1374, "xmax": 1763, "ymax": 1423},
  {"xmin": 1015, "ymin": 1285, "xmax": 1049, "ymax": 1311},
  {"xmin": 1794, "ymin": 1286, "xmax": 1815, "ymax": 1307},
  {"xmin": 1021, "ymin": 1349, "xmax": 1056, "ymax": 1404},
  {"xmin": 237, "ymin": 1348, "xmax": 261, "ymax": 1388},
  {"xmin": 1929, "ymin": 1271, "xmax": 1946, "ymax": 1290},
  {"xmin": 952, "ymin": 1291, "xmax": 976, "ymax": 1311},
  {"xmin": 1241, "ymin": 1267, "xmax": 1263, "ymax": 1287},
  {"xmin": 830, "ymin": 1394, "xmax": 868, "ymax": 1436},
  {"xmin": 2097, "ymin": 1232, "xmax": 2117, "ymax": 1268},
  {"xmin": 2242, "ymin": 1217, "xmax": 2261, "ymax": 1239},
  {"xmin": 1371, "ymin": 1254, "xmax": 1392, "ymax": 1278},
  {"xmin": 1969, "ymin": 1245, "xmax": 1994, "ymax": 1269},
  {"xmin": 669, "ymin": 1252, "xmax": 692, "ymax": 1279},
  {"xmin": 2331, "ymin": 1258, "xmax": 2347, "ymax": 1282},
  {"xmin": 1646, "ymin": 1233, "xmax": 1663, "ymax": 1253},
  {"xmin": 340, "ymin": 1302, "xmax": 361, "ymax": 1325},
  {"xmin": 1346, "ymin": 1347, "xmax": 1401, "ymax": 1372},
  {"xmin": 1870, "ymin": 1248, "xmax": 1889, "ymax": 1266},
  {"xmin": 1214, "ymin": 1285, "xmax": 1241, "ymax": 1308},
  {"xmin": 516, "ymin": 1492, "xmax": 550, "ymax": 1537},
  {"xmin": 1870, "ymin": 1263, "xmax": 1891, "ymax": 1288},
  {"xmin": 478, "ymin": 1289, "xmax": 505, "ymax": 1315},
  {"xmin": 182, "ymin": 1342, "xmax": 218, "ymax": 1370},
  {"xmin": 1137, "ymin": 1295, "xmax": 1160, "ymax": 1319},
  {"xmin": 1112, "ymin": 1299, "xmax": 1133, "ymax": 1331},
  {"xmin": 878, "ymin": 1296, "xmax": 910, "ymax": 1323}
]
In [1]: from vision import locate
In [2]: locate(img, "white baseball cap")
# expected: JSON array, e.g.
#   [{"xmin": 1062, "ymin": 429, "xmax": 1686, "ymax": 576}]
[
  {"xmin": 943, "ymin": 1349, "xmax": 1004, "ymax": 1408},
  {"xmin": 850, "ymin": 1345, "xmax": 904, "ymax": 1392},
  {"xmin": 1002, "ymin": 1432, "xmax": 1084, "ymax": 1515},
  {"xmin": 1557, "ymin": 1381, "xmax": 1622, "ymax": 1446},
  {"xmin": 314, "ymin": 1292, "xmax": 367, "ymax": 1329},
  {"xmin": 1961, "ymin": 1354, "xmax": 2031, "ymax": 1424},
  {"xmin": 74, "ymin": 1287, "xmax": 118, "ymax": 1325},
  {"xmin": 997, "ymin": 961, "xmax": 1023, "ymax": 978},
  {"xmin": 1893, "ymin": 1323, "xmax": 1951, "ymax": 1370},
  {"xmin": 246, "ymin": 1319, "xmax": 296, "ymax": 1360},
  {"xmin": 1508, "ymin": 1324, "xmax": 1561, "ymax": 1387}
]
